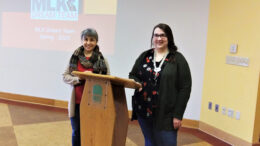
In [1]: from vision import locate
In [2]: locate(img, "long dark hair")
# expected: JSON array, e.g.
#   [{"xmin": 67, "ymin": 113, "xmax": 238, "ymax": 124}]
[{"xmin": 151, "ymin": 23, "xmax": 178, "ymax": 53}]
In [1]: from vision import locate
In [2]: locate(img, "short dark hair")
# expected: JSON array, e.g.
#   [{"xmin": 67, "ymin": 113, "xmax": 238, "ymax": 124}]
[
  {"xmin": 81, "ymin": 28, "xmax": 99, "ymax": 42},
  {"xmin": 151, "ymin": 23, "xmax": 178, "ymax": 52}
]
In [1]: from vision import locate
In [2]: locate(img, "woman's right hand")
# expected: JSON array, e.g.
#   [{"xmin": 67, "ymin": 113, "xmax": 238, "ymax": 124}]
[
  {"xmin": 78, "ymin": 71, "xmax": 92, "ymax": 80},
  {"xmin": 84, "ymin": 70, "xmax": 92, "ymax": 73}
]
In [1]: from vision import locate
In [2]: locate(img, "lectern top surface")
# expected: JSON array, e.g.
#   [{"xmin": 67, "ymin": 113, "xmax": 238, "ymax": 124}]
[{"xmin": 72, "ymin": 71, "xmax": 141, "ymax": 89}]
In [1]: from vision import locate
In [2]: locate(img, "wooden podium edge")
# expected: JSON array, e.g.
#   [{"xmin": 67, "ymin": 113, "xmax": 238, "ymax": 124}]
[{"xmin": 72, "ymin": 71, "xmax": 141, "ymax": 89}]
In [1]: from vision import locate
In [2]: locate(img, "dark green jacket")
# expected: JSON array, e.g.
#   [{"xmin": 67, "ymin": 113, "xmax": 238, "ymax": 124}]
[{"xmin": 129, "ymin": 49, "xmax": 192, "ymax": 130}]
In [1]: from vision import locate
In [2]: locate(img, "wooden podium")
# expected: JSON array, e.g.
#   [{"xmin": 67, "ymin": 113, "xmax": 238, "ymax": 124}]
[{"xmin": 72, "ymin": 71, "xmax": 141, "ymax": 146}]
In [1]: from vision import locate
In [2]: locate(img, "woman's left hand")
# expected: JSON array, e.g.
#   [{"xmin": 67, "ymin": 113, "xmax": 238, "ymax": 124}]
[{"xmin": 173, "ymin": 118, "xmax": 182, "ymax": 129}]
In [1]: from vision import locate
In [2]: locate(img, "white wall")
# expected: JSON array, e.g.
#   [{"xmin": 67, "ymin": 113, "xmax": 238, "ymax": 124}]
[{"xmin": 0, "ymin": 0, "xmax": 209, "ymax": 120}]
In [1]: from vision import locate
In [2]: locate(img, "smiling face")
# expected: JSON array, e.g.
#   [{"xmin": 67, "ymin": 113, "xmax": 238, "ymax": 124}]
[
  {"xmin": 82, "ymin": 36, "xmax": 97, "ymax": 52},
  {"xmin": 152, "ymin": 27, "xmax": 168, "ymax": 52}
]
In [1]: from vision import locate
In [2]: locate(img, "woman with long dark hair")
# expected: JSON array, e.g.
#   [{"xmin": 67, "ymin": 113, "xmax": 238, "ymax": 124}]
[
  {"xmin": 63, "ymin": 28, "xmax": 110, "ymax": 146},
  {"xmin": 129, "ymin": 23, "xmax": 192, "ymax": 146}
]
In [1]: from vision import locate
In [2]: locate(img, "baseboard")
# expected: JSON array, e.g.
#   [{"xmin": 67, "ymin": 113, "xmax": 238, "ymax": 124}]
[
  {"xmin": 0, "ymin": 92, "xmax": 200, "ymax": 129},
  {"xmin": 127, "ymin": 111, "xmax": 199, "ymax": 129},
  {"xmin": 199, "ymin": 121, "xmax": 252, "ymax": 146},
  {"xmin": 182, "ymin": 118, "xmax": 200, "ymax": 129},
  {"xmin": 0, "ymin": 92, "xmax": 67, "ymax": 108},
  {"xmin": 128, "ymin": 111, "xmax": 132, "ymax": 119}
]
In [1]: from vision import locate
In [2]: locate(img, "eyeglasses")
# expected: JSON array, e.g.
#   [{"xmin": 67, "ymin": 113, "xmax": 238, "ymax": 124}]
[{"xmin": 153, "ymin": 34, "xmax": 167, "ymax": 39}]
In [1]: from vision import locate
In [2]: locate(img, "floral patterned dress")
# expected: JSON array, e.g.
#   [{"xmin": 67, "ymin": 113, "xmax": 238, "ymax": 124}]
[{"xmin": 133, "ymin": 49, "xmax": 170, "ymax": 118}]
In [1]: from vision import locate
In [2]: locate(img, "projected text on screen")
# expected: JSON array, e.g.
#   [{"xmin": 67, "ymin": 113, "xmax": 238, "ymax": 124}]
[
  {"xmin": 31, "ymin": 0, "xmax": 79, "ymax": 21},
  {"xmin": 1, "ymin": 0, "xmax": 117, "ymax": 55}
]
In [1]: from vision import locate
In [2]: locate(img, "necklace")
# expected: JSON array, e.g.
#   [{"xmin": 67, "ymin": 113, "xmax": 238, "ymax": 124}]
[{"xmin": 153, "ymin": 50, "xmax": 168, "ymax": 77}]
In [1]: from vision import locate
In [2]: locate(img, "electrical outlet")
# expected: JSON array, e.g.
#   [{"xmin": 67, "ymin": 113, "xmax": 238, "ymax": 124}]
[
  {"xmin": 235, "ymin": 111, "xmax": 240, "ymax": 120},
  {"xmin": 215, "ymin": 104, "xmax": 219, "ymax": 112},
  {"xmin": 208, "ymin": 102, "xmax": 212, "ymax": 110},
  {"xmin": 222, "ymin": 107, "xmax": 226, "ymax": 115},
  {"xmin": 227, "ymin": 108, "xmax": 234, "ymax": 118},
  {"xmin": 230, "ymin": 44, "xmax": 238, "ymax": 53}
]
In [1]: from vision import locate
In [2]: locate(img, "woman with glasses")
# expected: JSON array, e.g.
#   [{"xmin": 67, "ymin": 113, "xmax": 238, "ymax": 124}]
[{"xmin": 129, "ymin": 23, "xmax": 192, "ymax": 146}]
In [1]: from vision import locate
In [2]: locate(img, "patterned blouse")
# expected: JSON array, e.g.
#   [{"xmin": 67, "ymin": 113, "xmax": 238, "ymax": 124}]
[{"xmin": 133, "ymin": 49, "xmax": 170, "ymax": 118}]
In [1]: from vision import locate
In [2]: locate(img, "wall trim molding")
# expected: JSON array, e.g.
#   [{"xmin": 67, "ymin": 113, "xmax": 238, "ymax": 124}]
[
  {"xmin": 128, "ymin": 111, "xmax": 200, "ymax": 129},
  {"xmin": 0, "ymin": 92, "xmax": 67, "ymax": 108},
  {"xmin": 182, "ymin": 118, "xmax": 200, "ymax": 129},
  {"xmin": 1, "ymin": 91, "xmax": 258, "ymax": 145},
  {"xmin": 0, "ymin": 91, "xmax": 200, "ymax": 128},
  {"xmin": 199, "ymin": 121, "xmax": 253, "ymax": 146}
]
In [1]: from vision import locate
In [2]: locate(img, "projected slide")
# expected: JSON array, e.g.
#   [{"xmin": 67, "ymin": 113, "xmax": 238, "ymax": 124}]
[{"xmin": 1, "ymin": 0, "xmax": 117, "ymax": 54}]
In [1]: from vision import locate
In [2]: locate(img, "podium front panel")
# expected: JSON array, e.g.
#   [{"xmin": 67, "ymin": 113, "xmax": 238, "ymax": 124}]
[{"xmin": 79, "ymin": 76, "xmax": 129, "ymax": 146}]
